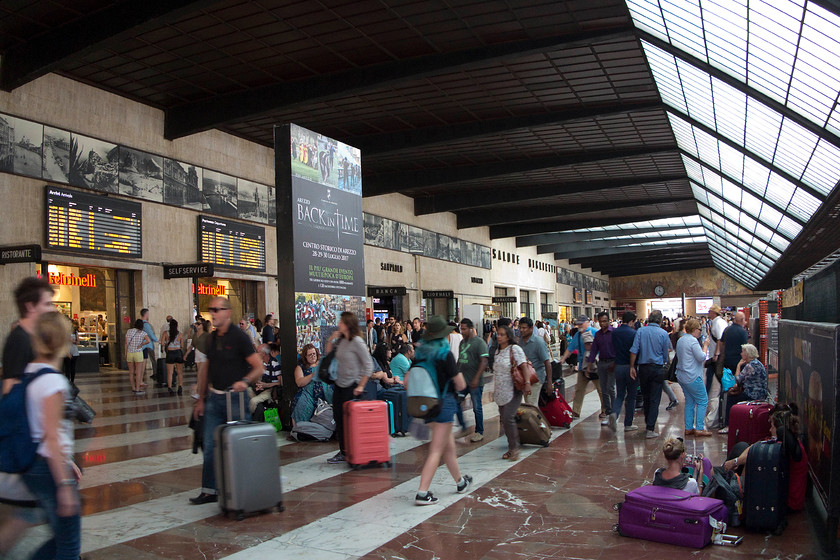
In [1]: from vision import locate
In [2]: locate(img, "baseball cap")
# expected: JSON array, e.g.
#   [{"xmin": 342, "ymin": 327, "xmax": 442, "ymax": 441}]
[{"xmin": 575, "ymin": 314, "xmax": 590, "ymax": 324}]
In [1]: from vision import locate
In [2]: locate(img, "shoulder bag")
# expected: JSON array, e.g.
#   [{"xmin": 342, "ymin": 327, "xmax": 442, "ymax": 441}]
[{"xmin": 509, "ymin": 347, "xmax": 538, "ymax": 392}]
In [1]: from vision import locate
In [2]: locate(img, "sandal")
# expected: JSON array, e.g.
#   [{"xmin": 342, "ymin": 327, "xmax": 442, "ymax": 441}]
[{"xmin": 502, "ymin": 450, "xmax": 519, "ymax": 461}]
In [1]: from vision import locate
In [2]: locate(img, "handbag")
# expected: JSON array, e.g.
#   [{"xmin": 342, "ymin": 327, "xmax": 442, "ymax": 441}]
[
  {"xmin": 721, "ymin": 367, "xmax": 736, "ymax": 392},
  {"xmin": 318, "ymin": 341, "xmax": 340, "ymax": 384},
  {"xmin": 510, "ymin": 348, "xmax": 538, "ymax": 392},
  {"xmin": 666, "ymin": 355, "xmax": 679, "ymax": 383},
  {"xmin": 263, "ymin": 407, "xmax": 282, "ymax": 432}
]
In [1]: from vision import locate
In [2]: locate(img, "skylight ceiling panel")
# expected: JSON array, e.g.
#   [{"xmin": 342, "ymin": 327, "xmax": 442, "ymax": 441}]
[
  {"xmin": 744, "ymin": 97, "xmax": 783, "ymax": 162},
  {"xmin": 678, "ymin": 59, "xmax": 716, "ymax": 126},
  {"xmin": 661, "ymin": 0, "xmax": 706, "ymax": 62},
  {"xmin": 768, "ymin": 232, "xmax": 790, "ymax": 252},
  {"xmin": 740, "ymin": 189, "xmax": 763, "ymax": 218},
  {"xmin": 802, "ymin": 140, "xmax": 840, "ymax": 195},
  {"xmin": 643, "ymin": 44, "xmax": 689, "ymax": 113},
  {"xmin": 758, "ymin": 204, "xmax": 783, "ymax": 231},
  {"xmin": 668, "ymin": 113, "xmax": 697, "ymax": 152},
  {"xmin": 741, "ymin": 157, "xmax": 771, "ymax": 199},
  {"xmin": 765, "ymin": 244, "xmax": 783, "ymax": 260},
  {"xmin": 698, "ymin": 205, "xmax": 712, "ymax": 219},
  {"xmin": 787, "ymin": 187, "xmax": 821, "ymax": 220},
  {"xmin": 699, "ymin": 163, "xmax": 725, "ymax": 196},
  {"xmin": 791, "ymin": 7, "xmax": 840, "ymax": 126},
  {"xmin": 703, "ymin": 0, "xmax": 747, "ymax": 81},
  {"xmin": 711, "ymin": 79, "xmax": 747, "ymax": 144},
  {"xmin": 682, "ymin": 156, "xmax": 704, "ymax": 183},
  {"xmin": 720, "ymin": 177, "xmax": 743, "ymax": 209},
  {"xmin": 754, "ymin": 221, "xmax": 776, "ymax": 246},
  {"xmin": 777, "ymin": 215, "xmax": 804, "ymax": 239},
  {"xmin": 762, "ymin": 174, "xmax": 796, "ymax": 214},
  {"xmin": 774, "ymin": 118, "xmax": 819, "ymax": 180},
  {"xmin": 694, "ymin": 127, "xmax": 721, "ymax": 167},
  {"xmin": 626, "ymin": 0, "xmax": 669, "ymax": 41},
  {"xmin": 747, "ymin": 1, "xmax": 801, "ymax": 104},
  {"xmin": 718, "ymin": 143, "xmax": 745, "ymax": 183}
]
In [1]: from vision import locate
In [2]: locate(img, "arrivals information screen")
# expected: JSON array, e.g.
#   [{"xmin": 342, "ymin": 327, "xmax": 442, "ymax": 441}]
[
  {"xmin": 198, "ymin": 215, "xmax": 266, "ymax": 272},
  {"xmin": 45, "ymin": 186, "xmax": 142, "ymax": 257}
]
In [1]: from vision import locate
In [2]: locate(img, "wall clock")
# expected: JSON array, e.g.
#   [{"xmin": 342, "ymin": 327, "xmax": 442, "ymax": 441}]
[{"xmin": 653, "ymin": 284, "xmax": 665, "ymax": 297}]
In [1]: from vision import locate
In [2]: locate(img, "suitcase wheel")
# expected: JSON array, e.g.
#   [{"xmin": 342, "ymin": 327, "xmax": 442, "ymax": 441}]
[
  {"xmin": 235, "ymin": 510, "xmax": 245, "ymax": 521},
  {"xmin": 613, "ymin": 502, "xmax": 623, "ymax": 511},
  {"xmin": 277, "ymin": 502, "xmax": 285, "ymax": 512},
  {"xmin": 382, "ymin": 462, "xmax": 392, "ymax": 468},
  {"xmin": 613, "ymin": 523, "xmax": 622, "ymax": 535},
  {"xmin": 563, "ymin": 423, "xmax": 571, "ymax": 429},
  {"xmin": 542, "ymin": 441, "xmax": 550, "ymax": 447}
]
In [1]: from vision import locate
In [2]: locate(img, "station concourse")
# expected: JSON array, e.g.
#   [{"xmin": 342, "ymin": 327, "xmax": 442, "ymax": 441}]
[{"xmin": 0, "ymin": 0, "xmax": 839, "ymax": 558}]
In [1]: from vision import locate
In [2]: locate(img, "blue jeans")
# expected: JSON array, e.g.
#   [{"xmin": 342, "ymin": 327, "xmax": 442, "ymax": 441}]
[
  {"xmin": 679, "ymin": 376, "xmax": 708, "ymax": 430},
  {"xmin": 638, "ymin": 363, "xmax": 665, "ymax": 431},
  {"xmin": 613, "ymin": 364, "xmax": 638, "ymax": 426},
  {"xmin": 202, "ymin": 391, "xmax": 250, "ymax": 493},
  {"xmin": 426, "ymin": 393, "xmax": 458, "ymax": 424},
  {"xmin": 21, "ymin": 456, "xmax": 81, "ymax": 560},
  {"xmin": 454, "ymin": 386, "xmax": 485, "ymax": 434}
]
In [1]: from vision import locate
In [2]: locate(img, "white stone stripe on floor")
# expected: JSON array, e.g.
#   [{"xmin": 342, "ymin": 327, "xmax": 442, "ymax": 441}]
[
  {"xmin": 73, "ymin": 425, "xmax": 192, "ymax": 453},
  {"xmin": 82, "ymin": 407, "xmax": 190, "ymax": 429},
  {"xmin": 219, "ymin": 391, "xmax": 603, "ymax": 560}
]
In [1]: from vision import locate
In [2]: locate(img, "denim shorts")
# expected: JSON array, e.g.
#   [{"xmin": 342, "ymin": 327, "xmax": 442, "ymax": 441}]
[{"xmin": 425, "ymin": 393, "xmax": 457, "ymax": 424}]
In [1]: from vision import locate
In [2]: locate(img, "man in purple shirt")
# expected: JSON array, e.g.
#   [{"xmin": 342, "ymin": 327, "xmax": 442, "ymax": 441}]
[{"xmin": 587, "ymin": 312, "xmax": 617, "ymax": 431}]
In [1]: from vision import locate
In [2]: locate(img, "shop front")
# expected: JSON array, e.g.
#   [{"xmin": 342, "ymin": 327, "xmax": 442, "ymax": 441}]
[
  {"xmin": 40, "ymin": 263, "xmax": 136, "ymax": 373},
  {"xmin": 367, "ymin": 286, "xmax": 407, "ymax": 322},
  {"xmin": 422, "ymin": 290, "xmax": 457, "ymax": 322},
  {"xmin": 194, "ymin": 277, "xmax": 262, "ymax": 323}
]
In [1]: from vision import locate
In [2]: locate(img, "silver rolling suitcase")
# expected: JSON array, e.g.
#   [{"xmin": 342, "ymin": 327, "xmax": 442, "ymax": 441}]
[{"xmin": 213, "ymin": 391, "xmax": 284, "ymax": 520}]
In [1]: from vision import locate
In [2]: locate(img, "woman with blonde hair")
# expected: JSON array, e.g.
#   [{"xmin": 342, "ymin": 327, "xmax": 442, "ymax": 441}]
[
  {"xmin": 675, "ymin": 318, "xmax": 711, "ymax": 437},
  {"xmin": 652, "ymin": 437, "xmax": 704, "ymax": 495},
  {"xmin": 21, "ymin": 311, "xmax": 83, "ymax": 559}
]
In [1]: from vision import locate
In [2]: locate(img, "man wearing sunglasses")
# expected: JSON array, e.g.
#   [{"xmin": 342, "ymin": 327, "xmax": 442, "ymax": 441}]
[{"xmin": 190, "ymin": 297, "xmax": 264, "ymax": 505}]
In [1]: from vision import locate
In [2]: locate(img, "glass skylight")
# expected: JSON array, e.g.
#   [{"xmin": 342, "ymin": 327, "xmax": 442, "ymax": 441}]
[{"xmin": 626, "ymin": 0, "xmax": 840, "ymax": 288}]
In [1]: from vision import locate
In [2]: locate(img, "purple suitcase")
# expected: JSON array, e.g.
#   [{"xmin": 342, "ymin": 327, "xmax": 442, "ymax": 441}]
[{"xmin": 618, "ymin": 485, "xmax": 728, "ymax": 548}]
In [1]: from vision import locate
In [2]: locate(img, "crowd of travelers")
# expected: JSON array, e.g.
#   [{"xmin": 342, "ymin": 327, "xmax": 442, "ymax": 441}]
[{"xmin": 0, "ymin": 275, "xmax": 811, "ymax": 555}]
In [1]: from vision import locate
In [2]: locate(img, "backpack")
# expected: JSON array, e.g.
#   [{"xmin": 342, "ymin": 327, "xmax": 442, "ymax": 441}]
[
  {"xmin": 318, "ymin": 341, "xmax": 340, "ymax": 385},
  {"xmin": 406, "ymin": 340, "xmax": 450, "ymax": 419},
  {"xmin": 290, "ymin": 421, "xmax": 334, "ymax": 442},
  {"xmin": 310, "ymin": 398, "xmax": 335, "ymax": 430},
  {"xmin": 702, "ymin": 466, "xmax": 744, "ymax": 527},
  {"xmin": 0, "ymin": 366, "xmax": 54, "ymax": 473}
]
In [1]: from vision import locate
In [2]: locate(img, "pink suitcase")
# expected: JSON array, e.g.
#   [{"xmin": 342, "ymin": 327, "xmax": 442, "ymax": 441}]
[
  {"xmin": 617, "ymin": 485, "xmax": 728, "ymax": 548},
  {"xmin": 728, "ymin": 401, "xmax": 772, "ymax": 449},
  {"xmin": 344, "ymin": 400, "xmax": 391, "ymax": 469}
]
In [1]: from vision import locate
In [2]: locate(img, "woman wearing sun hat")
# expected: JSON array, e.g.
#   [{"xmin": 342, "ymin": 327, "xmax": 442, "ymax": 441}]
[{"xmin": 408, "ymin": 315, "xmax": 473, "ymax": 506}]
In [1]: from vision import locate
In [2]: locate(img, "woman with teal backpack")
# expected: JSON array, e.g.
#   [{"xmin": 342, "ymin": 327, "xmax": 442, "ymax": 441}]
[{"xmin": 408, "ymin": 316, "xmax": 472, "ymax": 506}]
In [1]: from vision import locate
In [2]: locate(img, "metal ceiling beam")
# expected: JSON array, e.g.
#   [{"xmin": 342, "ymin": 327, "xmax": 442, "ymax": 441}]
[
  {"xmin": 668, "ymin": 108, "xmax": 826, "ymax": 202},
  {"xmin": 537, "ymin": 232, "xmax": 701, "ymax": 254},
  {"xmin": 0, "ymin": 0, "xmax": 215, "ymax": 92},
  {"xmin": 416, "ymin": 173, "xmax": 686, "ymax": 215},
  {"xmin": 462, "ymin": 196, "xmax": 694, "ymax": 229},
  {"xmin": 458, "ymin": 195, "xmax": 695, "ymax": 229},
  {"xmin": 592, "ymin": 258, "xmax": 715, "ymax": 276},
  {"xmin": 681, "ymin": 151, "xmax": 807, "ymax": 227},
  {"xmin": 638, "ymin": 29, "xmax": 840, "ymax": 153},
  {"xmin": 605, "ymin": 260, "xmax": 717, "ymax": 277},
  {"xmin": 490, "ymin": 209, "xmax": 697, "ymax": 239},
  {"xmin": 579, "ymin": 249, "xmax": 712, "ymax": 268},
  {"xmin": 360, "ymin": 100, "xmax": 664, "ymax": 156},
  {"xmin": 560, "ymin": 242, "xmax": 708, "ymax": 261},
  {"xmin": 366, "ymin": 146, "xmax": 676, "ymax": 196},
  {"xmin": 518, "ymin": 223, "xmax": 698, "ymax": 247},
  {"xmin": 165, "ymin": 25, "xmax": 635, "ymax": 139}
]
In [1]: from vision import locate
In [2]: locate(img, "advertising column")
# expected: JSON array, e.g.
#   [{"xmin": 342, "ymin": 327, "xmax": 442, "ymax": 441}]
[{"xmin": 275, "ymin": 124, "xmax": 365, "ymax": 422}]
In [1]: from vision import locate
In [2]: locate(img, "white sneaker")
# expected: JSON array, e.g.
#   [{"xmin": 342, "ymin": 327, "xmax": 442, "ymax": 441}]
[
  {"xmin": 608, "ymin": 413, "xmax": 617, "ymax": 432},
  {"xmin": 600, "ymin": 419, "xmax": 609, "ymax": 426},
  {"xmin": 624, "ymin": 425, "xmax": 639, "ymax": 432},
  {"xmin": 646, "ymin": 430, "xmax": 660, "ymax": 439},
  {"xmin": 469, "ymin": 433, "xmax": 484, "ymax": 442},
  {"xmin": 454, "ymin": 426, "xmax": 475, "ymax": 439}
]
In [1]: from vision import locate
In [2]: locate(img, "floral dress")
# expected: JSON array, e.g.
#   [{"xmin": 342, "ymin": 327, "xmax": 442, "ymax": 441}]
[
  {"xmin": 291, "ymin": 364, "xmax": 335, "ymax": 423},
  {"xmin": 493, "ymin": 344, "xmax": 527, "ymax": 406}
]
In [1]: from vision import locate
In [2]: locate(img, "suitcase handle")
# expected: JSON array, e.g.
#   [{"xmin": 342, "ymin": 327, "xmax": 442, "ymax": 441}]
[{"xmin": 225, "ymin": 390, "xmax": 246, "ymax": 422}]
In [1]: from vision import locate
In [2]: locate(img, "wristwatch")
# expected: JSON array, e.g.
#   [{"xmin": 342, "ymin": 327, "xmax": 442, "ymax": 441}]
[{"xmin": 59, "ymin": 478, "xmax": 77, "ymax": 486}]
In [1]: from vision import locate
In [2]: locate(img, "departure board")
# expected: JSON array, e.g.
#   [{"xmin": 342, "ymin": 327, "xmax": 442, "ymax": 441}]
[
  {"xmin": 45, "ymin": 186, "xmax": 142, "ymax": 258},
  {"xmin": 198, "ymin": 216, "xmax": 265, "ymax": 272}
]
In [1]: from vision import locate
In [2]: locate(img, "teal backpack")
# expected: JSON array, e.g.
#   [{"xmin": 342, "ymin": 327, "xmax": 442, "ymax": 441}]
[{"xmin": 406, "ymin": 339, "xmax": 450, "ymax": 419}]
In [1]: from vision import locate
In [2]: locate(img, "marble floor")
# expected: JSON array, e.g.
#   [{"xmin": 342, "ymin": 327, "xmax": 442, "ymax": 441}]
[{"xmin": 3, "ymin": 367, "xmax": 824, "ymax": 559}]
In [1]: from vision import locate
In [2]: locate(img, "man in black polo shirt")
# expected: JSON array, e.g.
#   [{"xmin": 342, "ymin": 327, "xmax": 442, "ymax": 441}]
[
  {"xmin": 190, "ymin": 296, "xmax": 264, "ymax": 505},
  {"xmin": 2, "ymin": 276, "xmax": 55, "ymax": 394}
]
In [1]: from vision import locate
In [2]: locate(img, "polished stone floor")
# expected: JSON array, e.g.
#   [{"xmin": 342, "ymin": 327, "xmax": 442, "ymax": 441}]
[{"xmin": 3, "ymin": 366, "xmax": 823, "ymax": 559}]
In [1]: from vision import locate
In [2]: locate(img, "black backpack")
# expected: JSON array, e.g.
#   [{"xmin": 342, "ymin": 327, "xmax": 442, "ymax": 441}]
[{"xmin": 702, "ymin": 466, "xmax": 744, "ymax": 527}]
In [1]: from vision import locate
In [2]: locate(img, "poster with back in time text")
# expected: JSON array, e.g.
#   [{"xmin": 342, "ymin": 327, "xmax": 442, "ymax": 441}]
[{"xmin": 290, "ymin": 123, "xmax": 365, "ymax": 297}]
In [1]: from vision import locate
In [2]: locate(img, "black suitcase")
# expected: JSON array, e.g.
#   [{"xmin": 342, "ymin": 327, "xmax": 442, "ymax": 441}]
[
  {"xmin": 382, "ymin": 387, "xmax": 411, "ymax": 435},
  {"xmin": 551, "ymin": 362, "xmax": 565, "ymax": 398},
  {"xmin": 155, "ymin": 357, "xmax": 167, "ymax": 387},
  {"xmin": 745, "ymin": 441, "xmax": 788, "ymax": 533}
]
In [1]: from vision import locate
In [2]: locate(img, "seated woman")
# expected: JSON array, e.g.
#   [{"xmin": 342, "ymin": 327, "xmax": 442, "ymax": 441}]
[
  {"xmin": 723, "ymin": 403, "xmax": 808, "ymax": 511},
  {"xmin": 290, "ymin": 343, "xmax": 334, "ymax": 426},
  {"xmin": 720, "ymin": 343, "xmax": 768, "ymax": 433},
  {"xmin": 651, "ymin": 437, "xmax": 705, "ymax": 495},
  {"xmin": 370, "ymin": 343, "xmax": 403, "ymax": 398}
]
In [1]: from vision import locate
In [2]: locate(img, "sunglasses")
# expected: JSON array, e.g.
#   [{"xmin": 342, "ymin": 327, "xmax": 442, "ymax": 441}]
[{"xmin": 208, "ymin": 307, "xmax": 229, "ymax": 313}]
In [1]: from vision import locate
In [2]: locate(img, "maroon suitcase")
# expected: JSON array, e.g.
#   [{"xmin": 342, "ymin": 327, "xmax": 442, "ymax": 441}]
[
  {"xmin": 617, "ymin": 485, "xmax": 728, "ymax": 548},
  {"xmin": 728, "ymin": 401, "xmax": 772, "ymax": 449},
  {"xmin": 344, "ymin": 400, "xmax": 391, "ymax": 469},
  {"xmin": 539, "ymin": 388, "xmax": 573, "ymax": 428}
]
